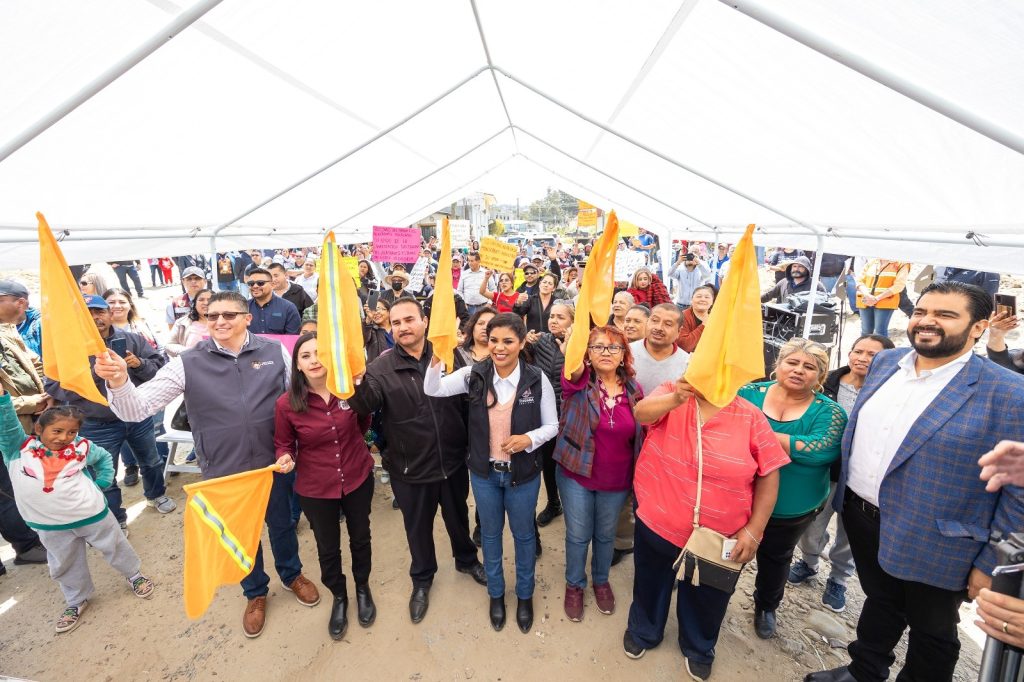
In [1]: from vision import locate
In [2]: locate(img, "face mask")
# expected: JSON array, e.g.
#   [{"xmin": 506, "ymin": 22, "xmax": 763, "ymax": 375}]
[{"xmin": 392, "ymin": 281, "xmax": 404, "ymax": 291}]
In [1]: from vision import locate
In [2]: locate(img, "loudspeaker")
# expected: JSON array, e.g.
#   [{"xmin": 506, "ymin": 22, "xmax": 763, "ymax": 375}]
[{"xmin": 762, "ymin": 303, "xmax": 839, "ymax": 346}]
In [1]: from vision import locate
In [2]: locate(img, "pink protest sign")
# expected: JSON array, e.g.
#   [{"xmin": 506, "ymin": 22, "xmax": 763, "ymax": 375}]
[
  {"xmin": 256, "ymin": 334, "xmax": 301, "ymax": 354},
  {"xmin": 372, "ymin": 226, "xmax": 422, "ymax": 262}
]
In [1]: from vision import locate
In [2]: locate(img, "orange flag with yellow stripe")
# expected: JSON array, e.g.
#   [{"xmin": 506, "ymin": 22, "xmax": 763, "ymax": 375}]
[
  {"xmin": 183, "ymin": 465, "xmax": 276, "ymax": 619},
  {"xmin": 427, "ymin": 217, "xmax": 459, "ymax": 371},
  {"xmin": 37, "ymin": 212, "xmax": 108, "ymax": 405},
  {"xmin": 564, "ymin": 210, "xmax": 620, "ymax": 377},
  {"xmin": 685, "ymin": 224, "xmax": 765, "ymax": 406},
  {"xmin": 317, "ymin": 231, "xmax": 366, "ymax": 399}
]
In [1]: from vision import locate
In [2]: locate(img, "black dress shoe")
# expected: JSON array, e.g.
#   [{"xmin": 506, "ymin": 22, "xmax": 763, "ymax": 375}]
[
  {"xmin": 754, "ymin": 608, "xmax": 777, "ymax": 639},
  {"xmin": 328, "ymin": 596, "xmax": 348, "ymax": 640},
  {"xmin": 536, "ymin": 501, "xmax": 563, "ymax": 527},
  {"xmin": 611, "ymin": 548, "xmax": 633, "ymax": 567},
  {"xmin": 516, "ymin": 597, "xmax": 533, "ymax": 633},
  {"xmin": 804, "ymin": 667, "xmax": 856, "ymax": 682},
  {"xmin": 489, "ymin": 597, "xmax": 506, "ymax": 631},
  {"xmin": 409, "ymin": 586, "xmax": 430, "ymax": 624},
  {"xmin": 457, "ymin": 561, "xmax": 488, "ymax": 586},
  {"xmin": 356, "ymin": 583, "xmax": 376, "ymax": 627}
]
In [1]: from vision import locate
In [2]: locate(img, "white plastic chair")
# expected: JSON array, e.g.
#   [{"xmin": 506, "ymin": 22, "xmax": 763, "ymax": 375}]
[{"xmin": 158, "ymin": 395, "xmax": 201, "ymax": 478}]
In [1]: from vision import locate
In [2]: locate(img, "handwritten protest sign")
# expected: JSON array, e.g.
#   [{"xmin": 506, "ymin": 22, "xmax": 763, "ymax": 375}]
[
  {"xmin": 578, "ymin": 209, "xmax": 597, "ymax": 227},
  {"xmin": 450, "ymin": 220, "xmax": 471, "ymax": 247},
  {"xmin": 372, "ymin": 226, "xmax": 421, "ymax": 262},
  {"xmin": 614, "ymin": 250, "xmax": 647, "ymax": 281},
  {"xmin": 479, "ymin": 237, "xmax": 517, "ymax": 272},
  {"xmin": 408, "ymin": 257, "xmax": 429, "ymax": 293}
]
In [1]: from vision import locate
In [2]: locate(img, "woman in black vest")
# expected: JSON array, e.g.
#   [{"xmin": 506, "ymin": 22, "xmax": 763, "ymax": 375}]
[{"xmin": 423, "ymin": 313, "xmax": 558, "ymax": 634}]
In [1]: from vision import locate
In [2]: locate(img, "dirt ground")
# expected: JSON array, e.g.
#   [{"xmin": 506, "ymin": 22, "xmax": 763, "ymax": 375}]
[{"xmin": 2, "ymin": 263, "xmax": 1020, "ymax": 681}]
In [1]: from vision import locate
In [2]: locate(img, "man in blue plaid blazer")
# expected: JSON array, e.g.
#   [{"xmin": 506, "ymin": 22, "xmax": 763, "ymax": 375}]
[{"xmin": 808, "ymin": 281, "xmax": 1024, "ymax": 682}]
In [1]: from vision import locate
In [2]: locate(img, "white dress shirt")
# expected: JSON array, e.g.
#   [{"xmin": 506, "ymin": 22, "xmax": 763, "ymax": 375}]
[
  {"xmin": 846, "ymin": 349, "xmax": 973, "ymax": 506},
  {"xmin": 457, "ymin": 266, "xmax": 491, "ymax": 306},
  {"xmin": 423, "ymin": 360, "xmax": 558, "ymax": 452}
]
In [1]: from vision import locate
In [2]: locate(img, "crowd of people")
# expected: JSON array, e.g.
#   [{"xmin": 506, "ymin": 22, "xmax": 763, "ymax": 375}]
[{"xmin": 1, "ymin": 229, "xmax": 1024, "ymax": 682}]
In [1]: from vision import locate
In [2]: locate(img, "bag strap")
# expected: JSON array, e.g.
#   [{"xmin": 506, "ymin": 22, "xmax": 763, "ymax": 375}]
[{"xmin": 692, "ymin": 402, "xmax": 704, "ymax": 529}]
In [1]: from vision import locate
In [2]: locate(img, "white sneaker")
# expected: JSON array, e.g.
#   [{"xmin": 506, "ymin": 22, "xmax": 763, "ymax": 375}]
[{"xmin": 147, "ymin": 496, "xmax": 177, "ymax": 514}]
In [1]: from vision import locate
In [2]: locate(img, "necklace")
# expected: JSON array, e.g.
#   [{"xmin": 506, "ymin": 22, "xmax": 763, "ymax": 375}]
[{"xmin": 597, "ymin": 378, "xmax": 621, "ymax": 428}]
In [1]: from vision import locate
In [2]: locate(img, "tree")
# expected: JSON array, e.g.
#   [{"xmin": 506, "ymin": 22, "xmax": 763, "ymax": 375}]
[{"xmin": 523, "ymin": 188, "xmax": 579, "ymax": 226}]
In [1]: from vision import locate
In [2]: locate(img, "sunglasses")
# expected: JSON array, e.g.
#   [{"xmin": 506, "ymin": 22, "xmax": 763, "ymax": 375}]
[
  {"xmin": 246, "ymin": 280, "xmax": 270, "ymax": 287},
  {"xmin": 207, "ymin": 311, "xmax": 247, "ymax": 321},
  {"xmin": 79, "ymin": 280, "xmax": 89, "ymax": 285}
]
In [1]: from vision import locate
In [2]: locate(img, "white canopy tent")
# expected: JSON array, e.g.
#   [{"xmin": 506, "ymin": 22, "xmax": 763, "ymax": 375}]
[{"xmin": 1, "ymin": 0, "xmax": 1022, "ymax": 276}]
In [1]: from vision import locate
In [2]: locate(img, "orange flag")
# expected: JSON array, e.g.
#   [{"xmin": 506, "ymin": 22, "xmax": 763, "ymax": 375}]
[
  {"xmin": 564, "ymin": 210, "xmax": 620, "ymax": 377},
  {"xmin": 427, "ymin": 217, "xmax": 458, "ymax": 371},
  {"xmin": 183, "ymin": 465, "xmax": 276, "ymax": 619},
  {"xmin": 685, "ymin": 224, "xmax": 764, "ymax": 406},
  {"xmin": 317, "ymin": 232, "xmax": 366, "ymax": 399},
  {"xmin": 37, "ymin": 212, "xmax": 108, "ymax": 405}
]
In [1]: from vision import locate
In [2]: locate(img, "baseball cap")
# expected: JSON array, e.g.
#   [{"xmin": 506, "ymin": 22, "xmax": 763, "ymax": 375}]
[
  {"xmin": 83, "ymin": 294, "xmax": 109, "ymax": 309},
  {"xmin": 0, "ymin": 280, "xmax": 29, "ymax": 299},
  {"xmin": 181, "ymin": 266, "xmax": 206, "ymax": 279}
]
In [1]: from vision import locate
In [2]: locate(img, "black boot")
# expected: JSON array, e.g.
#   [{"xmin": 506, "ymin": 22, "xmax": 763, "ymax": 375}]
[
  {"xmin": 754, "ymin": 608, "xmax": 777, "ymax": 639},
  {"xmin": 328, "ymin": 596, "xmax": 348, "ymax": 640},
  {"xmin": 516, "ymin": 597, "xmax": 534, "ymax": 633},
  {"xmin": 489, "ymin": 597, "xmax": 506, "ymax": 631},
  {"xmin": 536, "ymin": 500, "xmax": 563, "ymax": 527},
  {"xmin": 356, "ymin": 583, "xmax": 376, "ymax": 627}
]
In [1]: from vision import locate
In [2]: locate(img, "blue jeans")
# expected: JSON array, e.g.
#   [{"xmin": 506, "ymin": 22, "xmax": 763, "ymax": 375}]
[
  {"xmin": 470, "ymin": 470, "xmax": 540, "ymax": 599},
  {"xmin": 820, "ymin": 276, "xmax": 839, "ymax": 296},
  {"xmin": 80, "ymin": 417, "xmax": 167, "ymax": 522},
  {"xmin": 556, "ymin": 467, "xmax": 628, "ymax": 589},
  {"xmin": 240, "ymin": 470, "xmax": 303, "ymax": 599},
  {"xmin": 860, "ymin": 306, "xmax": 895, "ymax": 337},
  {"xmin": 627, "ymin": 518, "xmax": 734, "ymax": 665},
  {"xmin": 845, "ymin": 274, "xmax": 858, "ymax": 309}
]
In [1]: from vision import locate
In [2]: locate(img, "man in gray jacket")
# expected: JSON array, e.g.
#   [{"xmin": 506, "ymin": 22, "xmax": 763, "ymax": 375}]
[{"xmin": 94, "ymin": 291, "xmax": 319, "ymax": 639}]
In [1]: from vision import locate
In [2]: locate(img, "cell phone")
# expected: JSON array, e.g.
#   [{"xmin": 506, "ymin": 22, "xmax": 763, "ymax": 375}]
[
  {"xmin": 110, "ymin": 337, "xmax": 128, "ymax": 358},
  {"xmin": 366, "ymin": 291, "xmax": 380, "ymax": 310},
  {"xmin": 995, "ymin": 293, "xmax": 1016, "ymax": 317},
  {"xmin": 722, "ymin": 538, "xmax": 738, "ymax": 561}
]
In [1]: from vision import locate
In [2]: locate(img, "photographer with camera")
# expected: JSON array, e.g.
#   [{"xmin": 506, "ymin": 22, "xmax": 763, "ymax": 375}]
[
  {"xmin": 667, "ymin": 251, "xmax": 711, "ymax": 310},
  {"xmin": 761, "ymin": 257, "xmax": 826, "ymax": 304}
]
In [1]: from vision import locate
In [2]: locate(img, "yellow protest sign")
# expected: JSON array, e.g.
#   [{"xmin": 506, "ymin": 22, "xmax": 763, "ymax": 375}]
[
  {"xmin": 578, "ymin": 209, "xmax": 597, "ymax": 227},
  {"xmin": 578, "ymin": 200, "xmax": 595, "ymax": 211},
  {"xmin": 619, "ymin": 219, "xmax": 640, "ymax": 237},
  {"xmin": 340, "ymin": 256, "xmax": 362, "ymax": 287},
  {"xmin": 479, "ymin": 237, "xmax": 518, "ymax": 272}
]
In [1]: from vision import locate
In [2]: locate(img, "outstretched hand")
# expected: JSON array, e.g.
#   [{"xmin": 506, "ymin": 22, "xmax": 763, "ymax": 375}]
[{"xmin": 979, "ymin": 441, "xmax": 1024, "ymax": 491}]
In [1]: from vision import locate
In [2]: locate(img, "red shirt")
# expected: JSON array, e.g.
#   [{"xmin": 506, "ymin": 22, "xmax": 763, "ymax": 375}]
[
  {"xmin": 274, "ymin": 392, "xmax": 373, "ymax": 499},
  {"xmin": 493, "ymin": 291, "xmax": 518, "ymax": 314},
  {"xmin": 634, "ymin": 384, "xmax": 789, "ymax": 548}
]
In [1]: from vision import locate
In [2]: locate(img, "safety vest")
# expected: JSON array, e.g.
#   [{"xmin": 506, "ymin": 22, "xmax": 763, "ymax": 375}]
[{"xmin": 857, "ymin": 260, "xmax": 909, "ymax": 309}]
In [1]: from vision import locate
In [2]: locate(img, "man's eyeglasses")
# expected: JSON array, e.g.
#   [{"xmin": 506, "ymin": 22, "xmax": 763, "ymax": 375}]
[
  {"xmin": 207, "ymin": 311, "xmax": 247, "ymax": 321},
  {"xmin": 588, "ymin": 344, "xmax": 624, "ymax": 355},
  {"xmin": 246, "ymin": 280, "xmax": 270, "ymax": 287},
  {"xmin": 79, "ymin": 280, "xmax": 89, "ymax": 285}
]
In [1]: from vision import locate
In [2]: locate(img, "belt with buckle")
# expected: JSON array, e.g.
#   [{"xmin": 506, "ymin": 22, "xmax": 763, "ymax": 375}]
[
  {"xmin": 846, "ymin": 489, "xmax": 880, "ymax": 519},
  {"xmin": 489, "ymin": 460, "xmax": 512, "ymax": 473}
]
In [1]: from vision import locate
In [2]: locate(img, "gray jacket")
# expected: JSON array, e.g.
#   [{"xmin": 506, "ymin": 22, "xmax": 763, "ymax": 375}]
[{"xmin": 181, "ymin": 335, "xmax": 288, "ymax": 479}]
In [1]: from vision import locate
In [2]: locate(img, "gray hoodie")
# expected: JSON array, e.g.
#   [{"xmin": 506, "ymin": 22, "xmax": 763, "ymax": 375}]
[{"xmin": 761, "ymin": 256, "xmax": 826, "ymax": 303}]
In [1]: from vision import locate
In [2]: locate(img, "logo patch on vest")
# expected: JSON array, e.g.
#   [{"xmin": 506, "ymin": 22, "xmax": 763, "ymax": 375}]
[
  {"xmin": 251, "ymin": 360, "xmax": 275, "ymax": 370},
  {"xmin": 518, "ymin": 387, "xmax": 535, "ymax": 405}
]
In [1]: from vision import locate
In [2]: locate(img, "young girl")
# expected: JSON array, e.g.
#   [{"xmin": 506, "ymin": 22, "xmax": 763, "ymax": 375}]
[
  {"xmin": 0, "ymin": 388, "xmax": 155, "ymax": 634},
  {"xmin": 423, "ymin": 313, "xmax": 558, "ymax": 634}
]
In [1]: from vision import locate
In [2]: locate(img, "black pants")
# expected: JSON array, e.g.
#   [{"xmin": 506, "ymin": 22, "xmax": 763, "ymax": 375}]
[
  {"xmin": 113, "ymin": 264, "xmax": 144, "ymax": 296},
  {"xmin": 898, "ymin": 289, "xmax": 915, "ymax": 318},
  {"xmin": 0, "ymin": 461, "xmax": 42, "ymax": 567},
  {"xmin": 391, "ymin": 465, "xmax": 479, "ymax": 587},
  {"xmin": 753, "ymin": 508, "xmax": 819, "ymax": 611},
  {"xmin": 297, "ymin": 474, "xmax": 374, "ymax": 600},
  {"xmin": 539, "ymin": 440, "xmax": 559, "ymax": 507},
  {"xmin": 843, "ymin": 491, "xmax": 964, "ymax": 682}
]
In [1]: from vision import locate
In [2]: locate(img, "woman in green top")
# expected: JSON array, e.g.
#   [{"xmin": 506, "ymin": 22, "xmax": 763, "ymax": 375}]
[{"xmin": 737, "ymin": 338, "xmax": 847, "ymax": 640}]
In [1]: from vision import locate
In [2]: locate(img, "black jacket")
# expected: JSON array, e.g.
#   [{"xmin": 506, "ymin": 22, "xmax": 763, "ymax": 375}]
[
  {"xmin": 347, "ymin": 341, "xmax": 468, "ymax": 484},
  {"xmin": 761, "ymin": 257, "xmax": 827, "ymax": 303},
  {"xmin": 362, "ymin": 322, "xmax": 393, "ymax": 364},
  {"xmin": 281, "ymin": 282, "xmax": 314, "ymax": 315},
  {"xmin": 529, "ymin": 333, "xmax": 565, "ymax": 410},
  {"xmin": 987, "ymin": 347, "xmax": 1024, "ymax": 375},
  {"xmin": 821, "ymin": 366, "xmax": 852, "ymax": 482},
  {"xmin": 422, "ymin": 292, "xmax": 471, "ymax": 329},
  {"xmin": 514, "ymin": 294, "xmax": 555, "ymax": 334},
  {"xmin": 466, "ymin": 359, "xmax": 544, "ymax": 486}
]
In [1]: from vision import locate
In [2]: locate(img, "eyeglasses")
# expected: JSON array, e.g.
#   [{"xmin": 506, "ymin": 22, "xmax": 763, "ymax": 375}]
[
  {"xmin": 79, "ymin": 280, "xmax": 89, "ymax": 285},
  {"xmin": 246, "ymin": 280, "xmax": 270, "ymax": 287},
  {"xmin": 206, "ymin": 311, "xmax": 247, "ymax": 321},
  {"xmin": 588, "ymin": 344, "xmax": 624, "ymax": 355}
]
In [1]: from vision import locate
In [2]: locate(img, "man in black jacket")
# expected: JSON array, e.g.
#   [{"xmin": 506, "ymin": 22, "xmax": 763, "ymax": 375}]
[
  {"xmin": 348, "ymin": 298, "xmax": 486, "ymax": 624},
  {"xmin": 761, "ymin": 256, "xmax": 828, "ymax": 304},
  {"xmin": 267, "ymin": 263, "xmax": 314, "ymax": 315}
]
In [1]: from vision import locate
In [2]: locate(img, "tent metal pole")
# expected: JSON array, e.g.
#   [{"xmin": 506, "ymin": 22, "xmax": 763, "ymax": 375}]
[
  {"xmin": 492, "ymin": 66, "xmax": 824, "ymax": 236},
  {"xmin": 0, "ymin": 0, "xmax": 224, "ymax": 164},
  {"xmin": 329, "ymin": 126, "xmax": 510, "ymax": 229},
  {"xmin": 721, "ymin": 0, "xmax": 1024, "ymax": 157},
  {"xmin": 468, "ymin": 0, "xmax": 519, "ymax": 151},
  {"xmin": 210, "ymin": 66, "xmax": 489, "ymax": 236},
  {"xmin": 801, "ymin": 234, "xmax": 825, "ymax": 338},
  {"xmin": 513, "ymin": 126, "xmax": 719, "ymax": 231},
  {"xmin": 209, "ymin": 236, "xmax": 220, "ymax": 292}
]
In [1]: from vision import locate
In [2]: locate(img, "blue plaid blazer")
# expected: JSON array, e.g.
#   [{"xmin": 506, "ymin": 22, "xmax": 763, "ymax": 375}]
[{"xmin": 835, "ymin": 348, "xmax": 1024, "ymax": 591}]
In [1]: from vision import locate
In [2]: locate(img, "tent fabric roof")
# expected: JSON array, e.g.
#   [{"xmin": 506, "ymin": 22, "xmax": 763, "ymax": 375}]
[{"xmin": 1, "ymin": 0, "xmax": 1022, "ymax": 270}]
